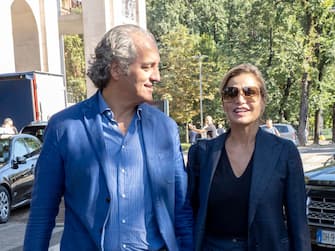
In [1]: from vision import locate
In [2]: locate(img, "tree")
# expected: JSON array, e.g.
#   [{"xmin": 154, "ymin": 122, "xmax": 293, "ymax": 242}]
[
  {"xmin": 156, "ymin": 25, "xmax": 214, "ymax": 124},
  {"xmin": 146, "ymin": 0, "xmax": 335, "ymax": 143},
  {"xmin": 63, "ymin": 34, "xmax": 86, "ymax": 103}
]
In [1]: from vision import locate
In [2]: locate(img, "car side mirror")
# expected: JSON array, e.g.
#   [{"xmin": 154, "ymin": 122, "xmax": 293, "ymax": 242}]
[{"xmin": 12, "ymin": 156, "xmax": 27, "ymax": 169}]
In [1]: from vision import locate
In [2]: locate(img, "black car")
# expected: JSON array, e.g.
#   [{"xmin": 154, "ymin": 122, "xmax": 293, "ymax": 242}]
[
  {"xmin": 0, "ymin": 133, "xmax": 42, "ymax": 223},
  {"xmin": 20, "ymin": 120, "xmax": 48, "ymax": 142},
  {"xmin": 305, "ymin": 154, "xmax": 335, "ymax": 249}
]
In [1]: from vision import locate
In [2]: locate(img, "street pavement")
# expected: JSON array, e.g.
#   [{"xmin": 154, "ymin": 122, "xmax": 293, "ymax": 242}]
[
  {"xmin": 183, "ymin": 141, "xmax": 335, "ymax": 172},
  {"xmin": 299, "ymin": 141, "xmax": 335, "ymax": 172}
]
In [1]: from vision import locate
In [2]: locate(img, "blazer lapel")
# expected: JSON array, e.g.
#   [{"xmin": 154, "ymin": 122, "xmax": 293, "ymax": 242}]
[
  {"xmin": 248, "ymin": 129, "xmax": 282, "ymax": 227},
  {"xmin": 137, "ymin": 105, "xmax": 158, "ymax": 191},
  {"xmin": 82, "ymin": 93, "xmax": 113, "ymax": 194},
  {"xmin": 198, "ymin": 136, "xmax": 226, "ymax": 232}
]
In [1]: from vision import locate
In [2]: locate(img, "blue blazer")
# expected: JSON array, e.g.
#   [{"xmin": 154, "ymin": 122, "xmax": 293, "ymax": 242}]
[
  {"xmin": 24, "ymin": 92, "xmax": 193, "ymax": 251},
  {"xmin": 187, "ymin": 129, "xmax": 311, "ymax": 251}
]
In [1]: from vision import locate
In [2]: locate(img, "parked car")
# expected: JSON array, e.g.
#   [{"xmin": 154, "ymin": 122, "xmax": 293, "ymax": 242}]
[
  {"xmin": 305, "ymin": 154, "xmax": 335, "ymax": 249},
  {"xmin": 260, "ymin": 123, "xmax": 299, "ymax": 145},
  {"xmin": 0, "ymin": 133, "xmax": 42, "ymax": 223},
  {"xmin": 20, "ymin": 120, "xmax": 48, "ymax": 143}
]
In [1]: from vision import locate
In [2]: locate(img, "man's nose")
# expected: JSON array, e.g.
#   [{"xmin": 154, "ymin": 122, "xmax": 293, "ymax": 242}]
[{"xmin": 151, "ymin": 67, "xmax": 160, "ymax": 83}]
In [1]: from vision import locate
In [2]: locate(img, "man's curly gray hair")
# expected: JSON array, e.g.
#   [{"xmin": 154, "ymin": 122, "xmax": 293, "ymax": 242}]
[{"xmin": 87, "ymin": 24, "xmax": 157, "ymax": 90}]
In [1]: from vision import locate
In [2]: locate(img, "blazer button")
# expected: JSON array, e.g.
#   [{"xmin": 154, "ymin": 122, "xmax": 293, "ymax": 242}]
[{"xmin": 106, "ymin": 197, "xmax": 111, "ymax": 203}]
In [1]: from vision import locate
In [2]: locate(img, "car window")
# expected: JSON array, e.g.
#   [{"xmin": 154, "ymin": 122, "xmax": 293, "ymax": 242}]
[
  {"xmin": 274, "ymin": 125, "xmax": 289, "ymax": 133},
  {"xmin": 0, "ymin": 139, "xmax": 10, "ymax": 163},
  {"xmin": 24, "ymin": 137, "xmax": 41, "ymax": 156},
  {"xmin": 13, "ymin": 139, "xmax": 29, "ymax": 159}
]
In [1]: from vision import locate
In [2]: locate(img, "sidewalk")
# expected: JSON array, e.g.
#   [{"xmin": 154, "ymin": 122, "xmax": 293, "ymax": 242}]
[
  {"xmin": 299, "ymin": 141, "xmax": 335, "ymax": 172},
  {"xmin": 183, "ymin": 141, "xmax": 335, "ymax": 172}
]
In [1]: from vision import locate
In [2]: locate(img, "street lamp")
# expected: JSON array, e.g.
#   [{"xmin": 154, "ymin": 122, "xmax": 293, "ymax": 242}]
[{"xmin": 193, "ymin": 54, "xmax": 208, "ymax": 128}]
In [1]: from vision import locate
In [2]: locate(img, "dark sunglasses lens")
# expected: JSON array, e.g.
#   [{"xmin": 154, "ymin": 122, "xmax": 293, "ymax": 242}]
[
  {"xmin": 223, "ymin": 86, "xmax": 260, "ymax": 101},
  {"xmin": 243, "ymin": 87, "xmax": 259, "ymax": 97},
  {"xmin": 223, "ymin": 87, "xmax": 239, "ymax": 99}
]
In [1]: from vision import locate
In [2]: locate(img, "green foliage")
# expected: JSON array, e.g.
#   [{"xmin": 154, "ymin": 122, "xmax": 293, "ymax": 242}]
[
  {"xmin": 146, "ymin": 0, "xmax": 335, "ymax": 142},
  {"xmin": 63, "ymin": 35, "xmax": 86, "ymax": 103},
  {"xmin": 156, "ymin": 25, "xmax": 204, "ymax": 124},
  {"xmin": 155, "ymin": 24, "xmax": 223, "ymax": 126}
]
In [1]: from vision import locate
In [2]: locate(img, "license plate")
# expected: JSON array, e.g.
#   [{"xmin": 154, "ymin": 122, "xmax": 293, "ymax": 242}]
[{"xmin": 316, "ymin": 229, "xmax": 335, "ymax": 245}]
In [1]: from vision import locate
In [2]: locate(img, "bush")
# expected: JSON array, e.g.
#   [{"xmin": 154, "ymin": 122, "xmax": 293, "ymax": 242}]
[{"xmin": 181, "ymin": 143, "xmax": 191, "ymax": 152}]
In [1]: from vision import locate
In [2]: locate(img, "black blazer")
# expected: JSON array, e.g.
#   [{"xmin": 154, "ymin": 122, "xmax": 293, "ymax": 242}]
[{"xmin": 187, "ymin": 128, "xmax": 311, "ymax": 251}]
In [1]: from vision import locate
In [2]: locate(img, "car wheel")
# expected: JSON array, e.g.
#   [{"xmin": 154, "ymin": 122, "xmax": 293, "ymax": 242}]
[{"xmin": 0, "ymin": 186, "xmax": 10, "ymax": 223}]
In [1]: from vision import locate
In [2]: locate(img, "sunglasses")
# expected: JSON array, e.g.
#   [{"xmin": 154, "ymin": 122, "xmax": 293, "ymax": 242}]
[{"xmin": 222, "ymin": 86, "xmax": 261, "ymax": 102}]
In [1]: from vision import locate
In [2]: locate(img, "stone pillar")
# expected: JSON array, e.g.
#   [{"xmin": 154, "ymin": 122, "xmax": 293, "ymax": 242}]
[{"xmin": 82, "ymin": 0, "xmax": 109, "ymax": 97}]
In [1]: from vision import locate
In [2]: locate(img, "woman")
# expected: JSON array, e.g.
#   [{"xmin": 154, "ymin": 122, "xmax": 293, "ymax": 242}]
[{"xmin": 187, "ymin": 63, "xmax": 311, "ymax": 251}]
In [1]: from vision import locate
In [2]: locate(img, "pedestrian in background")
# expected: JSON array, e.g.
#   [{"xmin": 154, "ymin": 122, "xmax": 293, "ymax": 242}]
[
  {"xmin": 1, "ymin": 117, "xmax": 18, "ymax": 134},
  {"xmin": 24, "ymin": 24, "xmax": 193, "ymax": 251},
  {"xmin": 190, "ymin": 115, "xmax": 217, "ymax": 139},
  {"xmin": 216, "ymin": 123, "xmax": 225, "ymax": 136},
  {"xmin": 262, "ymin": 118, "xmax": 280, "ymax": 136},
  {"xmin": 189, "ymin": 123, "xmax": 200, "ymax": 144},
  {"xmin": 187, "ymin": 63, "xmax": 311, "ymax": 251}
]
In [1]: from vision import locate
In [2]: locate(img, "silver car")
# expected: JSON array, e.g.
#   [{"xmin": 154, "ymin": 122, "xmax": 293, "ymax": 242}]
[{"xmin": 261, "ymin": 123, "xmax": 299, "ymax": 146}]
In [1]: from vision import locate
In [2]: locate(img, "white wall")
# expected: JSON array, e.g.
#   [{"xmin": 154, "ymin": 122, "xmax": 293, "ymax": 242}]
[
  {"xmin": 43, "ymin": 0, "xmax": 62, "ymax": 74},
  {"xmin": 0, "ymin": 0, "xmax": 16, "ymax": 73},
  {"xmin": 0, "ymin": 0, "xmax": 62, "ymax": 74}
]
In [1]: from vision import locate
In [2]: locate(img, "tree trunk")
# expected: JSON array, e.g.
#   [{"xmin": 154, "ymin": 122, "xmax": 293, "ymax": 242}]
[
  {"xmin": 268, "ymin": 27, "xmax": 273, "ymax": 66},
  {"xmin": 332, "ymin": 103, "xmax": 335, "ymax": 143},
  {"xmin": 297, "ymin": 73, "xmax": 309, "ymax": 146},
  {"xmin": 185, "ymin": 123, "xmax": 189, "ymax": 144},
  {"xmin": 313, "ymin": 109, "xmax": 321, "ymax": 144}
]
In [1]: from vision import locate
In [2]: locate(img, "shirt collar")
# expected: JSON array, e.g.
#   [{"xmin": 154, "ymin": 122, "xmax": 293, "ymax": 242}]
[{"xmin": 98, "ymin": 91, "xmax": 142, "ymax": 120}]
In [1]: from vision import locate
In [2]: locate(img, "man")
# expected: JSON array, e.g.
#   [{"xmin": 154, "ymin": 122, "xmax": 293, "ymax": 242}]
[
  {"xmin": 216, "ymin": 123, "xmax": 225, "ymax": 136},
  {"xmin": 188, "ymin": 123, "xmax": 199, "ymax": 144},
  {"xmin": 24, "ymin": 24, "xmax": 193, "ymax": 251},
  {"xmin": 263, "ymin": 119, "xmax": 280, "ymax": 136}
]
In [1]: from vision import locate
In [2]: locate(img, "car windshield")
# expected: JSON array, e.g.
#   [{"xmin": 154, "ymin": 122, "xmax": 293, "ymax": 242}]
[{"xmin": 0, "ymin": 139, "xmax": 10, "ymax": 164}]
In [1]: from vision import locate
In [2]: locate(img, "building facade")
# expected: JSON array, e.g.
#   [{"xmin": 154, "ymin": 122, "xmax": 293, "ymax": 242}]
[{"xmin": 0, "ymin": 0, "xmax": 147, "ymax": 97}]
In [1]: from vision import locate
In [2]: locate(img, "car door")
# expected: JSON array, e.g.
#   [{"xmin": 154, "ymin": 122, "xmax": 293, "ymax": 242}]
[
  {"xmin": 23, "ymin": 136, "xmax": 41, "ymax": 195},
  {"xmin": 9, "ymin": 137, "xmax": 40, "ymax": 206}
]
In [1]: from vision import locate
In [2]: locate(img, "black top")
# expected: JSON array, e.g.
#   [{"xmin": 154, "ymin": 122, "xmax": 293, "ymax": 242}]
[{"xmin": 205, "ymin": 146, "xmax": 253, "ymax": 239}]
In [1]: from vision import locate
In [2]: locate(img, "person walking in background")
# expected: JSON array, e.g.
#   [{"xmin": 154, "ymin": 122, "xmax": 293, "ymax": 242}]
[
  {"xmin": 1, "ymin": 117, "xmax": 18, "ymax": 134},
  {"xmin": 189, "ymin": 115, "xmax": 217, "ymax": 139},
  {"xmin": 189, "ymin": 123, "xmax": 200, "ymax": 144},
  {"xmin": 262, "ymin": 118, "xmax": 280, "ymax": 136},
  {"xmin": 24, "ymin": 24, "xmax": 193, "ymax": 251},
  {"xmin": 216, "ymin": 123, "xmax": 225, "ymax": 136},
  {"xmin": 187, "ymin": 63, "xmax": 311, "ymax": 251}
]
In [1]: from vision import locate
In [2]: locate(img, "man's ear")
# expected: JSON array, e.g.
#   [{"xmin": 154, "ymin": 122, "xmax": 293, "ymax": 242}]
[{"xmin": 110, "ymin": 62, "xmax": 122, "ymax": 80}]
